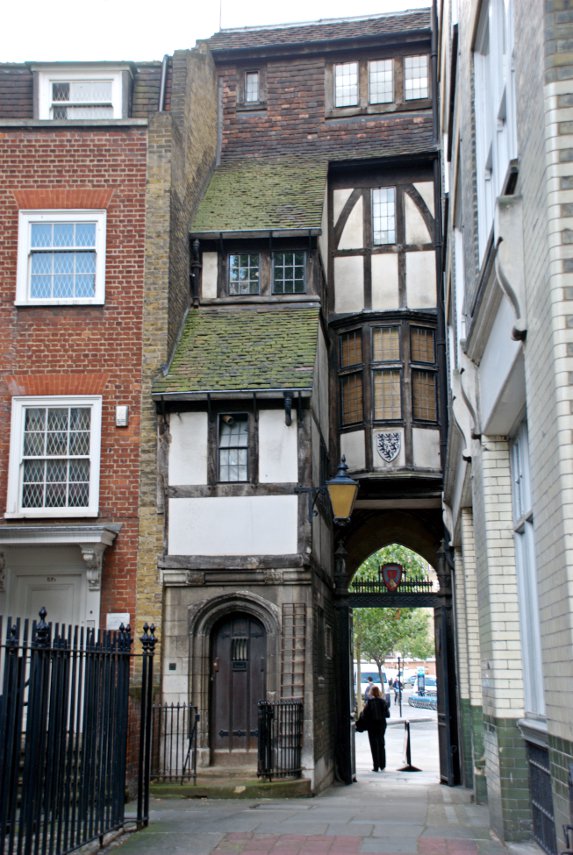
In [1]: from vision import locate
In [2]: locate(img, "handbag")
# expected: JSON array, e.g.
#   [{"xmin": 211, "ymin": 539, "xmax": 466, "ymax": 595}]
[{"xmin": 355, "ymin": 712, "xmax": 366, "ymax": 732}]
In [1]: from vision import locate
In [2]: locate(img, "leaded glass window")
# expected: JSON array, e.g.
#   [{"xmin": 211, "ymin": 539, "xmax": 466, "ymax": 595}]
[
  {"xmin": 368, "ymin": 59, "xmax": 393, "ymax": 104},
  {"xmin": 373, "ymin": 327, "xmax": 400, "ymax": 362},
  {"xmin": 30, "ymin": 221, "xmax": 97, "ymax": 300},
  {"xmin": 373, "ymin": 369, "xmax": 402, "ymax": 420},
  {"xmin": 219, "ymin": 414, "xmax": 249, "ymax": 482},
  {"xmin": 244, "ymin": 72, "xmax": 260, "ymax": 103},
  {"xmin": 50, "ymin": 79, "xmax": 114, "ymax": 119},
  {"xmin": 341, "ymin": 374, "xmax": 363, "ymax": 426},
  {"xmin": 340, "ymin": 331, "xmax": 362, "ymax": 368},
  {"xmin": 404, "ymin": 55, "xmax": 429, "ymax": 100},
  {"xmin": 334, "ymin": 62, "xmax": 359, "ymax": 107},
  {"xmin": 411, "ymin": 327, "xmax": 435, "ymax": 363},
  {"xmin": 412, "ymin": 370, "xmax": 437, "ymax": 421},
  {"xmin": 272, "ymin": 251, "xmax": 306, "ymax": 294},
  {"xmin": 372, "ymin": 187, "xmax": 396, "ymax": 245},
  {"xmin": 228, "ymin": 253, "xmax": 260, "ymax": 295},
  {"xmin": 21, "ymin": 405, "xmax": 91, "ymax": 509}
]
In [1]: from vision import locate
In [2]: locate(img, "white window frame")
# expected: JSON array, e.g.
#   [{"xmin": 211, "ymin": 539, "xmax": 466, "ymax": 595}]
[
  {"xmin": 37, "ymin": 68, "xmax": 125, "ymax": 120},
  {"xmin": 6, "ymin": 396, "xmax": 102, "ymax": 519},
  {"xmin": 16, "ymin": 210, "xmax": 106, "ymax": 306},
  {"xmin": 510, "ymin": 422, "xmax": 545, "ymax": 717},
  {"xmin": 474, "ymin": 0, "xmax": 517, "ymax": 259}
]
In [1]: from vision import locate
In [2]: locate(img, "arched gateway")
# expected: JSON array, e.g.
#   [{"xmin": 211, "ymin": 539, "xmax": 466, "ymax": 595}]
[{"xmin": 333, "ymin": 512, "xmax": 460, "ymax": 788}]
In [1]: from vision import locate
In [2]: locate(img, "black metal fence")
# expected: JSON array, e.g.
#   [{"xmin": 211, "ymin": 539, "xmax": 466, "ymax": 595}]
[
  {"xmin": 0, "ymin": 609, "xmax": 156, "ymax": 855},
  {"xmin": 151, "ymin": 703, "xmax": 199, "ymax": 783},
  {"xmin": 527, "ymin": 742, "xmax": 557, "ymax": 855},
  {"xmin": 257, "ymin": 699, "xmax": 303, "ymax": 781}
]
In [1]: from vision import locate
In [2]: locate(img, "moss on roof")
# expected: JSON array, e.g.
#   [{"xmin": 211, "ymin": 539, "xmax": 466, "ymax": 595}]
[
  {"xmin": 153, "ymin": 306, "xmax": 320, "ymax": 395},
  {"xmin": 191, "ymin": 160, "xmax": 327, "ymax": 233}
]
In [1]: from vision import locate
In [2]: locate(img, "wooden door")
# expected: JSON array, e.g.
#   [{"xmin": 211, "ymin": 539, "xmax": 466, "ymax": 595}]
[{"xmin": 211, "ymin": 614, "xmax": 266, "ymax": 754}]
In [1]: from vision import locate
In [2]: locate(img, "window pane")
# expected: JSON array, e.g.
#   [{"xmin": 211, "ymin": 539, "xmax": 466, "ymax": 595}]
[
  {"xmin": 21, "ymin": 405, "xmax": 91, "ymax": 509},
  {"xmin": 412, "ymin": 370, "xmax": 437, "ymax": 420},
  {"xmin": 411, "ymin": 327, "xmax": 435, "ymax": 363},
  {"xmin": 219, "ymin": 415, "xmax": 249, "ymax": 482},
  {"xmin": 245, "ymin": 72, "xmax": 259, "ymax": 102},
  {"xmin": 404, "ymin": 55, "xmax": 429, "ymax": 100},
  {"xmin": 373, "ymin": 327, "xmax": 400, "ymax": 362},
  {"xmin": 369, "ymin": 59, "xmax": 393, "ymax": 104},
  {"xmin": 228, "ymin": 253, "xmax": 260, "ymax": 295},
  {"xmin": 340, "ymin": 331, "xmax": 362, "ymax": 368},
  {"xmin": 29, "ymin": 219, "xmax": 98, "ymax": 300},
  {"xmin": 372, "ymin": 187, "xmax": 396, "ymax": 245},
  {"xmin": 341, "ymin": 374, "xmax": 363, "ymax": 426},
  {"xmin": 373, "ymin": 369, "xmax": 401, "ymax": 420},
  {"xmin": 272, "ymin": 251, "xmax": 306, "ymax": 294},
  {"xmin": 334, "ymin": 62, "xmax": 359, "ymax": 107}
]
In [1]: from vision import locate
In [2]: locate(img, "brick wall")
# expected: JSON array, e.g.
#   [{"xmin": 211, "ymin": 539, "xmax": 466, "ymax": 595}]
[
  {"xmin": 0, "ymin": 126, "xmax": 148, "ymax": 622},
  {"xmin": 216, "ymin": 56, "xmax": 434, "ymax": 163}
]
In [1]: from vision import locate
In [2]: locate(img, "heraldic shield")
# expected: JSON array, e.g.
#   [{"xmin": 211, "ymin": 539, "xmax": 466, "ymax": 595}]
[
  {"xmin": 381, "ymin": 562, "xmax": 403, "ymax": 591},
  {"xmin": 376, "ymin": 431, "xmax": 401, "ymax": 463}
]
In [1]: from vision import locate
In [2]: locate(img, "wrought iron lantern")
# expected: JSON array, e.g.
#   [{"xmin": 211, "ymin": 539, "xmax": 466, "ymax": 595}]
[{"xmin": 296, "ymin": 455, "xmax": 359, "ymax": 525}]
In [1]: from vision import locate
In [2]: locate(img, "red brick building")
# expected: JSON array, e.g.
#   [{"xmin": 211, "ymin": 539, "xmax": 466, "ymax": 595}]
[{"xmin": 0, "ymin": 61, "xmax": 172, "ymax": 631}]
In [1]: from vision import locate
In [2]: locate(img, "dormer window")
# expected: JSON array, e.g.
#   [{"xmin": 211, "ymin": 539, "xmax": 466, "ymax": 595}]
[
  {"xmin": 36, "ymin": 68, "xmax": 127, "ymax": 120},
  {"xmin": 404, "ymin": 55, "xmax": 429, "ymax": 100},
  {"xmin": 334, "ymin": 62, "xmax": 359, "ymax": 107},
  {"xmin": 327, "ymin": 54, "xmax": 431, "ymax": 116},
  {"xmin": 237, "ymin": 68, "xmax": 266, "ymax": 108}
]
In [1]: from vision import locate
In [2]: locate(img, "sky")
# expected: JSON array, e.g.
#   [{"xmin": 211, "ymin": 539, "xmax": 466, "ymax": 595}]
[{"xmin": 3, "ymin": 0, "xmax": 431, "ymax": 64}]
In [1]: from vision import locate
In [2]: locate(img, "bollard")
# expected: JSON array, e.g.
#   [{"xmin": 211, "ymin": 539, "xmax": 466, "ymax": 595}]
[{"xmin": 398, "ymin": 721, "xmax": 422, "ymax": 772}]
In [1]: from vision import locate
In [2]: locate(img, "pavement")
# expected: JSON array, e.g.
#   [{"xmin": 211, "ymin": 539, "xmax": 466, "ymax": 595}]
[{"xmin": 107, "ymin": 696, "xmax": 542, "ymax": 855}]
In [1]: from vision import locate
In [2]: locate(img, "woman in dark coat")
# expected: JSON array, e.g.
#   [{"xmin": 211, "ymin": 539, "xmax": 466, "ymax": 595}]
[{"xmin": 362, "ymin": 685, "xmax": 389, "ymax": 771}]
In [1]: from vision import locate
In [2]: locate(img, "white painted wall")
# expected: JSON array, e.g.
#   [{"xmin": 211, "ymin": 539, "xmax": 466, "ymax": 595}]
[
  {"xmin": 341, "ymin": 430, "xmax": 366, "ymax": 471},
  {"xmin": 405, "ymin": 194, "xmax": 432, "ymax": 244},
  {"xmin": 202, "ymin": 252, "xmax": 218, "ymax": 299},
  {"xmin": 372, "ymin": 253, "xmax": 399, "ymax": 309},
  {"xmin": 333, "ymin": 188, "xmax": 353, "ymax": 224},
  {"xmin": 169, "ymin": 411, "xmax": 208, "ymax": 485},
  {"xmin": 168, "ymin": 496, "xmax": 298, "ymax": 555},
  {"xmin": 406, "ymin": 251, "xmax": 436, "ymax": 308},
  {"xmin": 413, "ymin": 181, "xmax": 435, "ymax": 216},
  {"xmin": 259, "ymin": 409, "xmax": 298, "ymax": 483},
  {"xmin": 412, "ymin": 428, "xmax": 441, "ymax": 470},
  {"xmin": 338, "ymin": 197, "xmax": 364, "ymax": 249},
  {"xmin": 334, "ymin": 256, "xmax": 364, "ymax": 313},
  {"xmin": 478, "ymin": 296, "xmax": 523, "ymax": 434}
]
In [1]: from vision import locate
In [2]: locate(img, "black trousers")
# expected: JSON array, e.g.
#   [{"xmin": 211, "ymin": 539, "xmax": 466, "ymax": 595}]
[{"xmin": 367, "ymin": 724, "xmax": 386, "ymax": 770}]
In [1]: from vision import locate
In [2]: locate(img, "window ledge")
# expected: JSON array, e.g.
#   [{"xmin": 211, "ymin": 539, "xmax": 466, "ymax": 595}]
[
  {"xmin": 517, "ymin": 716, "xmax": 548, "ymax": 747},
  {"xmin": 0, "ymin": 523, "xmax": 121, "ymax": 547},
  {"xmin": 0, "ymin": 119, "xmax": 148, "ymax": 129},
  {"xmin": 14, "ymin": 300, "xmax": 105, "ymax": 308}
]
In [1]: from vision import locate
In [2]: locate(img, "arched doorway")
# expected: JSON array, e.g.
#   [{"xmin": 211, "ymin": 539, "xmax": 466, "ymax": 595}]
[{"xmin": 210, "ymin": 612, "xmax": 267, "ymax": 761}]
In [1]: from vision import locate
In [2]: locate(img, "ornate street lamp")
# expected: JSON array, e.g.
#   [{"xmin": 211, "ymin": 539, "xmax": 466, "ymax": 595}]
[{"xmin": 296, "ymin": 456, "xmax": 359, "ymax": 525}]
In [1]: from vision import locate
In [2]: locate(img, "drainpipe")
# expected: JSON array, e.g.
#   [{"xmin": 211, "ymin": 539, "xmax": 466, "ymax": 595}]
[{"xmin": 158, "ymin": 54, "xmax": 169, "ymax": 112}]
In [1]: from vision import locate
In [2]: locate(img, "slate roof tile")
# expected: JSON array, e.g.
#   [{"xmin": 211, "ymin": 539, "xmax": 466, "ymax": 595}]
[
  {"xmin": 204, "ymin": 11, "xmax": 431, "ymax": 53},
  {"xmin": 153, "ymin": 306, "xmax": 320, "ymax": 395},
  {"xmin": 191, "ymin": 159, "xmax": 327, "ymax": 233}
]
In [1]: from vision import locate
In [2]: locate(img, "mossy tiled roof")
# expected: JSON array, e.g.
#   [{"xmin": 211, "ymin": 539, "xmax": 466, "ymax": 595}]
[
  {"xmin": 191, "ymin": 160, "xmax": 327, "ymax": 233},
  {"xmin": 153, "ymin": 306, "xmax": 320, "ymax": 396}
]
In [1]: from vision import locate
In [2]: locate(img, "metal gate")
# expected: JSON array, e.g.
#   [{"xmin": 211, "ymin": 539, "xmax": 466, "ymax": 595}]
[{"xmin": 0, "ymin": 609, "xmax": 156, "ymax": 855}]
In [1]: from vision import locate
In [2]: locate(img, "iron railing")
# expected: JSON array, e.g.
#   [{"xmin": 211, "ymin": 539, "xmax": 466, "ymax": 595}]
[
  {"xmin": 0, "ymin": 610, "xmax": 156, "ymax": 855},
  {"xmin": 527, "ymin": 742, "xmax": 557, "ymax": 855},
  {"xmin": 151, "ymin": 703, "xmax": 199, "ymax": 783},
  {"xmin": 257, "ymin": 699, "xmax": 303, "ymax": 781}
]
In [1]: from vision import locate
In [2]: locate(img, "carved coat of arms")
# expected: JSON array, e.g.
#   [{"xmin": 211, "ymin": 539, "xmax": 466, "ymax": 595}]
[{"xmin": 376, "ymin": 431, "xmax": 401, "ymax": 463}]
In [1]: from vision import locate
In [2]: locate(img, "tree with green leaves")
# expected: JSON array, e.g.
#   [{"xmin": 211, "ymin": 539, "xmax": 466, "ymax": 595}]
[{"xmin": 352, "ymin": 544, "xmax": 434, "ymax": 686}]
